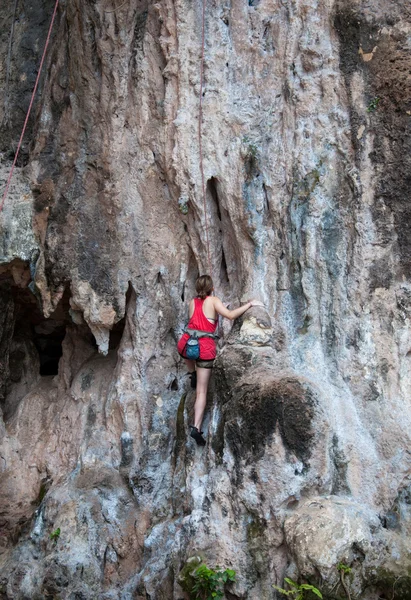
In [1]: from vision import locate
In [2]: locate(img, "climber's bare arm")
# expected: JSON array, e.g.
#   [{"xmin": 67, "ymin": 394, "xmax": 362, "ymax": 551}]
[{"xmin": 212, "ymin": 297, "xmax": 263, "ymax": 321}]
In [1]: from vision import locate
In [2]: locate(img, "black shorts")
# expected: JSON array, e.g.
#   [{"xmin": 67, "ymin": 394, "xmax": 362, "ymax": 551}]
[
  {"xmin": 179, "ymin": 351, "xmax": 215, "ymax": 369},
  {"xmin": 196, "ymin": 358, "xmax": 215, "ymax": 369}
]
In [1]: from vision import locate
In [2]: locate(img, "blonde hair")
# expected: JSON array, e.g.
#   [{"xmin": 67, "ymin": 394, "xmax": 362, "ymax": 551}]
[{"xmin": 195, "ymin": 275, "xmax": 214, "ymax": 299}]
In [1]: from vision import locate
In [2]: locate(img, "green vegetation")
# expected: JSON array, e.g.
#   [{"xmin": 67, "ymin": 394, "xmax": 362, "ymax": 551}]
[
  {"xmin": 366, "ymin": 97, "xmax": 380, "ymax": 112},
  {"xmin": 273, "ymin": 578, "xmax": 323, "ymax": 600},
  {"xmin": 37, "ymin": 482, "xmax": 48, "ymax": 504},
  {"xmin": 191, "ymin": 564, "xmax": 236, "ymax": 600},
  {"xmin": 178, "ymin": 196, "xmax": 189, "ymax": 215},
  {"xmin": 337, "ymin": 563, "xmax": 352, "ymax": 575},
  {"xmin": 50, "ymin": 527, "xmax": 61, "ymax": 541},
  {"xmin": 338, "ymin": 563, "xmax": 352, "ymax": 600},
  {"xmin": 179, "ymin": 557, "xmax": 236, "ymax": 600},
  {"xmin": 246, "ymin": 512, "xmax": 266, "ymax": 541}
]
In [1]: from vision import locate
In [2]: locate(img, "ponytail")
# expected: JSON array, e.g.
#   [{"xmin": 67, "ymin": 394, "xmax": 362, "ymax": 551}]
[{"xmin": 195, "ymin": 275, "xmax": 214, "ymax": 299}]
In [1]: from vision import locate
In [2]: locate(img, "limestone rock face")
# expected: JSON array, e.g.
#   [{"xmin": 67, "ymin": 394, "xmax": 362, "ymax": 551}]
[{"xmin": 1, "ymin": 0, "xmax": 411, "ymax": 598}]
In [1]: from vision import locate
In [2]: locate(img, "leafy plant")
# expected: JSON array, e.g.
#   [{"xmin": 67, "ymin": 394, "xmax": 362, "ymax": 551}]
[
  {"xmin": 366, "ymin": 97, "xmax": 380, "ymax": 112},
  {"xmin": 337, "ymin": 563, "xmax": 352, "ymax": 575},
  {"xmin": 273, "ymin": 578, "xmax": 323, "ymax": 600},
  {"xmin": 50, "ymin": 527, "xmax": 61, "ymax": 541},
  {"xmin": 190, "ymin": 564, "xmax": 236, "ymax": 600},
  {"xmin": 337, "ymin": 563, "xmax": 352, "ymax": 600}
]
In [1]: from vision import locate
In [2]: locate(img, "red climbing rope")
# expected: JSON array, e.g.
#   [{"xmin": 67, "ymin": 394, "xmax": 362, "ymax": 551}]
[
  {"xmin": 198, "ymin": 0, "xmax": 213, "ymax": 277},
  {"xmin": 0, "ymin": 0, "xmax": 59, "ymax": 214}
]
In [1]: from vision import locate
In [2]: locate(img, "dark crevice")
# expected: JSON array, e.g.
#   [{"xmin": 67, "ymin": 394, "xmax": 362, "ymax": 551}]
[
  {"xmin": 220, "ymin": 246, "xmax": 229, "ymax": 287},
  {"xmin": 132, "ymin": 9, "xmax": 148, "ymax": 61},
  {"xmin": 16, "ymin": 286, "xmax": 71, "ymax": 378},
  {"xmin": 207, "ymin": 177, "xmax": 222, "ymax": 222},
  {"xmin": 183, "ymin": 247, "xmax": 200, "ymax": 305},
  {"xmin": 109, "ymin": 316, "xmax": 126, "ymax": 351},
  {"xmin": 35, "ymin": 326, "xmax": 65, "ymax": 376},
  {"xmin": 169, "ymin": 378, "xmax": 178, "ymax": 391},
  {"xmin": 109, "ymin": 283, "xmax": 133, "ymax": 350},
  {"xmin": 205, "ymin": 177, "xmax": 238, "ymax": 296},
  {"xmin": 86, "ymin": 18, "xmax": 102, "ymax": 80},
  {"xmin": 330, "ymin": 433, "xmax": 351, "ymax": 495},
  {"xmin": 262, "ymin": 182, "xmax": 270, "ymax": 215},
  {"xmin": 0, "ymin": 267, "xmax": 102, "ymax": 420}
]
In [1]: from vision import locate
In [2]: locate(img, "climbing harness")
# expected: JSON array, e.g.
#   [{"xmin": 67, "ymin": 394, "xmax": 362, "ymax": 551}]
[
  {"xmin": 184, "ymin": 328, "xmax": 219, "ymax": 340},
  {"xmin": 183, "ymin": 328, "xmax": 219, "ymax": 360},
  {"xmin": 198, "ymin": 0, "xmax": 213, "ymax": 277},
  {"xmin": 0, "ymin": 0, "xmax": 59, "ymax": 214}
]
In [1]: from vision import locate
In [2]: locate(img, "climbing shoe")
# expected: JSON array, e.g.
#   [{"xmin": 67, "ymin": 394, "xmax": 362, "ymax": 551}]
[
  {"xmin": 188, "ymin": 371, "xmax": 197, "ymax": 389},
  {"xmin": 190, "ymin": 426, "xmax": 206, "ymax": 446}
]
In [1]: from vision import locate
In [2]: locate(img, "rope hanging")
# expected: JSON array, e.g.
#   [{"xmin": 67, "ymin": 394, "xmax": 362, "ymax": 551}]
[
  {"xmin": 2, "ymin": 0, "xmax": 214, "ymax": 285},
  {"xmin": 0, "ymin": 0, "xmax": 59, "ymax": 214},
  {"xmin": 198, "ymin": 0, "xmax": 213, "ymax": 278}
]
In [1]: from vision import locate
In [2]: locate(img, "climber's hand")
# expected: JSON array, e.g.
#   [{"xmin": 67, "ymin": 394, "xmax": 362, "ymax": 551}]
[{"xmin": 248, "ymin": 299, "xmax": 264, "ymax": 307}]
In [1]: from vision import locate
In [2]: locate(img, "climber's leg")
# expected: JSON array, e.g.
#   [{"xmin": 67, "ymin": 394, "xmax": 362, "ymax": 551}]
[
  {"xmin": 193, "ymin": 366, "xmax": 212, "ymax": 431},
  {"xmin": 185, "ymin": 359, "xmax": 197, "ymax": 388},
  {"xmin": 185, "ymin": 358, "xmax": 196, "ymax": 372}
]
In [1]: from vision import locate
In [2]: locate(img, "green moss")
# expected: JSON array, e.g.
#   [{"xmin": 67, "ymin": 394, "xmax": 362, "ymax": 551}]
[
  {"xmin": 178, "ymin": 197, "xmax": 189, "ymax": 215},
  {"xmin": 38, "ymin": 483, "xmax": 47, "ymax": 503},
  {"xmin": 50, "ymin": 527, "xmax": 61, "ymax": 541},
  {"xmin": 178, "ymin": 556, "xmax": 203, "ymax": 593},
  {"xmin": 34, "ymin": 478, "xmax": 51, "ymax": 506},
  {"xmin": 247, "ymin": 513, "xmax": 266, "ymax": 541},
  {"xmin": 367, "ymin": 97, "xmax": 380, "ymax": 112},
  {"xmin": 179, "ymin": 558, "xmax": 236, "ymax": 600}
]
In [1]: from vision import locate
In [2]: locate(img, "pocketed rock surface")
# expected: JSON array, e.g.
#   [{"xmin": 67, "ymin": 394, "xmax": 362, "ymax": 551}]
[{"xmin": 1, "ymin": 0, "xmax": 411, "ymax": 598}]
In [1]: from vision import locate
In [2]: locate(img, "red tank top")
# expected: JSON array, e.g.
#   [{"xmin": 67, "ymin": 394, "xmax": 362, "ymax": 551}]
[{"xmin": 187, "ymin": 297, "xmax": 218, "ymax": 333}]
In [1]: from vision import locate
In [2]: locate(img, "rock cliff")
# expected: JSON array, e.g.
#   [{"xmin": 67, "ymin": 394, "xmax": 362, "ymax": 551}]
[{"xmin": 1, "ymin": 0, "xmax": 411, "ymax": 598}]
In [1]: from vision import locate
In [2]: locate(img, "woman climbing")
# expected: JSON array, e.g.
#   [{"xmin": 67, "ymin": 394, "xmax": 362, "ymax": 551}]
[{"xmin": 177, "ymin": 275, "xmax": 264, "ymax": 446}]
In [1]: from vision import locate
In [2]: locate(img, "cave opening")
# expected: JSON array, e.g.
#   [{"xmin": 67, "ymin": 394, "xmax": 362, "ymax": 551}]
[
  {"xmin": 0, "ymin": 265, "xmax": 73, "ymax": 419},
  {"xmin": 0, "ymin": 263, "xmax": 76, "ymax": 386},
  {"xmin": 35, "ymin": 323, "xmax": 65, "ymax": 376},
  {"xmin": 11, "ymin": 285, "xmax": 70, "ymax": 377}
]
